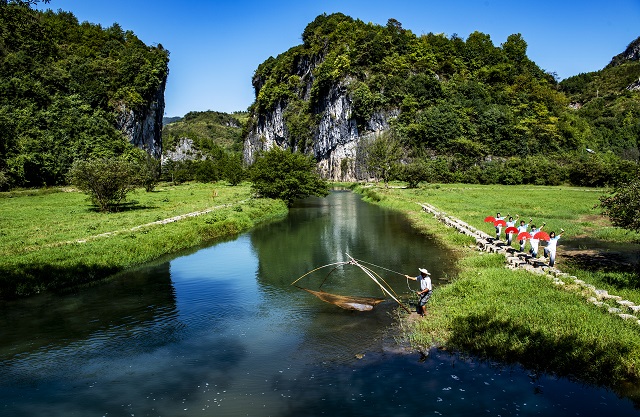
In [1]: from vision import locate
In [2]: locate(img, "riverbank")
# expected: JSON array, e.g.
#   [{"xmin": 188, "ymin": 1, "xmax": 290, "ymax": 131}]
[
  {"xmin": 0, "ymin": 182, "xmax": 288, "ymax": 299},
  {"xmin": 354, "ymin": 183, "xmax": 640, "ymax": 396}
]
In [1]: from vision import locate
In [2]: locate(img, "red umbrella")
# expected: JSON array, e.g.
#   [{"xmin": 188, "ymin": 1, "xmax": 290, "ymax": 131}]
[
  {"xmin": 484, "ymin": 216, "xmax": 496, "ymax": 223},
  {"xmin": 505, "ymin": 226, "xmax": 518, "ymax": 235},
  {"xmin": 493, "ymin": 219, "xmax": 506, "ymax": 227},
  {"xmin": 517, "ymin": 232, "xmax": 532, "ymax": 240},
  {"xmin": 533, "ymin": 231, "xmax": 551, "ymax": 241}
]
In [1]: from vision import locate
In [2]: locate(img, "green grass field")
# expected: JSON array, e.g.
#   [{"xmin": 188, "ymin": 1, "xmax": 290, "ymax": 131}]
[
  {"xmin": 0, "ymin": 182, "xmax": 287, "ymax": 298},
  {"xmin": 357, "ymin": 183, "xmax": 640, "ymax": 392}
]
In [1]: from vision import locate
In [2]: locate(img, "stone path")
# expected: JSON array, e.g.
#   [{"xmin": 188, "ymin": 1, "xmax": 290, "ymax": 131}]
[{"xmin": 418, "ymin": 202, "xmax": 640, "ymax": 325}]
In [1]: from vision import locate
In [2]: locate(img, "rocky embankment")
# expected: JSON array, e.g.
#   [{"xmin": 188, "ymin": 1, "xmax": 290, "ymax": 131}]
[{"xmin": 418, "ymin": 202, "xmax": 640, "ymax": 325}]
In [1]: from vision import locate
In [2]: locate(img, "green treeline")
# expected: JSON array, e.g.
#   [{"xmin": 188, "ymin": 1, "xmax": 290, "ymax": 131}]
[
  {"xmin": 0, "ymin": 3, "xmax": 169, "ymax": 189},
  {"xmin": 250, "ymin": 13, "xmax": 640, "ymax": 186}
]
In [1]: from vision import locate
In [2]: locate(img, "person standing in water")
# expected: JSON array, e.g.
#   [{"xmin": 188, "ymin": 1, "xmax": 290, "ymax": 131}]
[{"xmin": 405, "ymin": 268, "xmax": 432, "ymax": 317}]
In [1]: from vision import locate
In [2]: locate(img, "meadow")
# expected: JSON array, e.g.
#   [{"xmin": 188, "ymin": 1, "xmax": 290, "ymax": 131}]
[
  {"xmin": 0, "ymin": 182, "xmax": 287, "ymax": 298},
  {"xmin": 356, "ymin": 183, "xmax": 640, "ymax": 392}
]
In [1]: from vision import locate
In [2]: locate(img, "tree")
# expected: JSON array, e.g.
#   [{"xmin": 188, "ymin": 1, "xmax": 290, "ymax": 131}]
[
  {"xmin": 362, "ymin": 131, "xmax": 404, "ymax": 186},
  {"xmin": 223, "ymin": 153, "xmax": 246, "ymax": 186},
  {"xmin": 397, "ymin": 160, "xmax": 428, "ymax": 188},
  {"xmin": 599, "ymin": 176, "xmax": 640, "ymax": 233},
  {"xmin": 67, "ymin": 157, "xmax": 138, "ymax": 212},
  {"xmin": 249, "ymin": 147, "xmax": 329, "ymax": 207},
  {"xmin": 135, "ymin": 153, "xmax": 161, "ymax": 192}
]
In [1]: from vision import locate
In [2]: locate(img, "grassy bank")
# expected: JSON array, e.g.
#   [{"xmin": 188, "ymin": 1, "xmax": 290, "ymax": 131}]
[
  {"xmin": 355, "ymin": 183, "xmax": 640, "ymax": 392},
  {"xmin": 0, "ymin": 182, "xmax": 287, "ymax": 298}
]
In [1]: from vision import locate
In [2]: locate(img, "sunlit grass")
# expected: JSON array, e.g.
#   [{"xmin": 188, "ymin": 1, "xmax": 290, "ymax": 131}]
[
  {"xmin": 0, "ymin": 182, "xmax": 288, "ymax": 297},
  {"xmin": 357, "ymin": 183, "xmax": 640, "ymax": 388}
]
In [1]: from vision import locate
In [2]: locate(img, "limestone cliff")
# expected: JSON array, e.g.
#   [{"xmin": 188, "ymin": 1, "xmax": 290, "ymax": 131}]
[
  {"xmin": 115, "ymin": 77, "xmax": 166, "ymax": 159},
  {"xmin": 245, "ymin": 71, "xmax": 398, "ymax": 181}
]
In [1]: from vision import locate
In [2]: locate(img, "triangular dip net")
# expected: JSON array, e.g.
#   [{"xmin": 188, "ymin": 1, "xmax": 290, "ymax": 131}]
[
  {"xmin": 291, "ymin": 256, "xmax": 411, "ymax": 313},
  {"xmin": 295, "ymin": 285, "xmax": 386, "ymax": 311}
]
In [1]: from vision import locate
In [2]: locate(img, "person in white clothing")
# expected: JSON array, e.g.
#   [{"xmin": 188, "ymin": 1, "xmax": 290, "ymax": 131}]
[
  {"xmin": 517, "ymin": 219, "xmax": 531, "ymax": 252},
  {"xmin": 505, "ymin": 215, "xmax": 518, "ymax": 245},
  {"xmin": 494, "ymin": 212, "xmax": 506, "ymax": 240},
  {"xmin": 544, "ymin": 229, "xmax": 564, "ymax": 267},
  {"xmin": 529, "ymin": 222, "xmax": 545, "ymax": 258},
  {"xmin": 405, "ymin": 268, "xmax": 432, "ymax": 316}
]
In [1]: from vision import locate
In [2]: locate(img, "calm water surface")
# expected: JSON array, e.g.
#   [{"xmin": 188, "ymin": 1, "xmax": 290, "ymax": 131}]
[{"xmin": 1, "ymin": 190, "xmax": 638, "ymax": 416}]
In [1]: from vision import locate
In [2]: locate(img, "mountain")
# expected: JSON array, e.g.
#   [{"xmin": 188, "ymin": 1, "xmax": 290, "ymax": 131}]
[
  {"xmin": 163, "ymin": 116, "xmax": 183, "ymax": 125},
  {"xmin": 162, "ymin": 110, "xmax": 247, "ymax": 162},
  {"xmin": 0, "ymin": 4, "xmax": 169, "ymax": 188},
  {"xmin": 559, "ymin": 36, "xmax": 640, "ymax": 160},
  {"xmin": 245, "ymin": 13, "xmax": 639, "ymax": 181}
]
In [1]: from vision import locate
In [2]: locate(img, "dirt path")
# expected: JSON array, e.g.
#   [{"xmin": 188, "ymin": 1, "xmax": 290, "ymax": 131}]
[{"xmin": 61, "ymin": 201, "xmax": 247, "ymax": 246}]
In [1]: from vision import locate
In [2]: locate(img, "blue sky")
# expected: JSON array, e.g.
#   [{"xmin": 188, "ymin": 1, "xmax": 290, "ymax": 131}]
[{"xmin": 39, "ymin": 0, "xmax": 640, "ymax": 117}]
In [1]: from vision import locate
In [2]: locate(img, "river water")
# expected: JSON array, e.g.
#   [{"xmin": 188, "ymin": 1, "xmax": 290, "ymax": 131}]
[{"xmin": 1, "ymin": 190, "xmax": 638, "ymax": 416}]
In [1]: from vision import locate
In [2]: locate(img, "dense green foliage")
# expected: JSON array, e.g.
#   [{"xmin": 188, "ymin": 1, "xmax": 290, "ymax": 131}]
[
  {"xmin": 249, "ymin": 147, "xmax": 329, "ymax": 206},
  {"xmin": 0, "ymin": 4, "xmax": 169, "ymax": 189},
  {"xmin": 600, "ymin": 176, "xmax": 640, "ymax": 233},
  {"xmin": 250, "ymin": 13, "xmax": 639, "ymax": 185},
  {"xmin": 559, "ymin": 37, "xmax": 640, "ymax": 161},
  {"xmin": 67, "ymin": 157, "xmax": 138, "ymax": 212}
]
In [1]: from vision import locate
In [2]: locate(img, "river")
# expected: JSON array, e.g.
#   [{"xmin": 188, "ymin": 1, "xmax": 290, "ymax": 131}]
[{"xmin": 0, "ymin": 190, "xmax": 638, "ymax": 416}]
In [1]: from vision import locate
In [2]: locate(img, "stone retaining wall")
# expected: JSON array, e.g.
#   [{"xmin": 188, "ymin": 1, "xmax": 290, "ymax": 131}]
[{"xmin": 418, "ymin": 202, "xmax": 640, "ymax": 325}]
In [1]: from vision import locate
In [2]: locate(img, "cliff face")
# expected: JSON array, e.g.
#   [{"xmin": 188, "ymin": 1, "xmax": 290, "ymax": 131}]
[
  {"xmin": 245, "ymin": 69, "xmax": 398, "ymax": 181},
  {"xmin": 115, "ymin": 77, "xmax": 166, "ymax": 159},
  {"xmin": 608, "ymin": 36, "xmax": 640, "ymax": 67}
]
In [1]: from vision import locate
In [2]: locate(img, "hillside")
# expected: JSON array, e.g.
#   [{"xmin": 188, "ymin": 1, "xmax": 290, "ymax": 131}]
[
  {"xmin": 0, "ymin": 3, "xmax": 169, "ymax": 189},
  {"xmin": 245, "ymin": 13, "xmax": 639, "ymax": 183},
  {"xmin": 559, "ymin": 36, "xmax": 640, "ymax": 160},
  {"xmin": 162, "ymin": 110, "xmax": 247, "ymax": 155}
]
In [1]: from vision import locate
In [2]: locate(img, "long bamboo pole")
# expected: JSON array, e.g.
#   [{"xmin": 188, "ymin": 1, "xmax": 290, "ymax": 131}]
[{"xmin": 346, "ymin": 253, "xmax": 412, "ymax": 314}]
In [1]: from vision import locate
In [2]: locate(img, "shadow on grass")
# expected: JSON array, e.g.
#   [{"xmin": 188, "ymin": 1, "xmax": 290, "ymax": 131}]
[
  {"xmin": 447, "ymin": 310, "xmax": 635, "ymax": 387},
  {"xmin": 0, "ymin": 262, "xmax": 122, "ymax": 300},
  {"xmin": 86, "ymin": 201, "xmax": 159, "ymax": 213}
]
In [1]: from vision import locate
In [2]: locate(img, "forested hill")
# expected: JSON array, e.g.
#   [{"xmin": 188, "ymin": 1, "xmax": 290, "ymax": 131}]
[
  {"xmin": 0, "ymin": 3, "xmax": 169, "ymax": 189},
  {"xmin": 246, "ymin": 13, "xmax": 639, "ymax": 185},
  {"xmin": 559, "ymin": 36, "xmax": 640, "ymax": 160},
  {"xmin": 162, "ymin": 111, "xmax": 247, "ymax": 154}
]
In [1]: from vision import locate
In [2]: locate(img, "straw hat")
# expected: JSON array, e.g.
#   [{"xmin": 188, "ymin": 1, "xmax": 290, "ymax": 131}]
[{"xmin": 418, "ymin": 268, "xmax": 430, "ymax": 275}]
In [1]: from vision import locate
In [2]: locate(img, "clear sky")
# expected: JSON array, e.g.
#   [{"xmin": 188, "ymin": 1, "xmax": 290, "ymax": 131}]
[{"xmin": 39, "ymin": 0, "xmax": 640, "ymax": 117}]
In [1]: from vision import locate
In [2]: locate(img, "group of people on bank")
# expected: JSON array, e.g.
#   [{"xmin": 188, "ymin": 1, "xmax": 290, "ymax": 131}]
[{"xmin": 492, "ymin": 213, "xmax": 565, "ymax": 267}]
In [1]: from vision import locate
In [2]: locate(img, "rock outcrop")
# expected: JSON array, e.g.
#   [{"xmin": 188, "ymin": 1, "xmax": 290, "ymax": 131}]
[
  {"xmin": 161, "ymin": 138, "xmax": 204, "ymax": 164},
  {"xmin": 244, "ymin": 67, "xmax": 398, "ymax": 181},
  {"xmin": 115, "ymin": 77, "xmax": 166, "ymax": 159}
]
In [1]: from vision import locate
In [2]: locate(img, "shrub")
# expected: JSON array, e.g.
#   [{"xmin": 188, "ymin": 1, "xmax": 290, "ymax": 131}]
[
  {"xmin": 67, "ymin": 157, "xmax": 137, "ymax": 212},
  {"xmin": 249, "ymin": 147, "xmax": 329, "ymax": 206}
]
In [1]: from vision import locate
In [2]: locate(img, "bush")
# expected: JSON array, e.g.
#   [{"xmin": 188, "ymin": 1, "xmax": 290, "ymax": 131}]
[
  {"xmin": 249, "ymin": 147, "xmax": 329, "ymax": 206},
  {"xmin": 67, "ymin": 157, "xmax": 137, "ymax": 212},
  {"xmin": 600, "ymin": 176, "xmax": 640, "ymax": 232}
]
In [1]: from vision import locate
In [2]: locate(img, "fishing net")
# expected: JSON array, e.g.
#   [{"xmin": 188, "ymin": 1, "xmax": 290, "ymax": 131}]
[
  {"xmin": 291, "ymin": 256, "xmax": 411, "ymax": 313},
  {"xmin": 295, "ymin": 286, "xmax": 386, "ymax": 311}
]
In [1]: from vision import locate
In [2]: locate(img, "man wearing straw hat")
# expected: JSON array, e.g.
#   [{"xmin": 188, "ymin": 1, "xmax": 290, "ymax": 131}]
[{"xmin": 405, "ymin": 268, "xmax": 432, "ymax": 316}]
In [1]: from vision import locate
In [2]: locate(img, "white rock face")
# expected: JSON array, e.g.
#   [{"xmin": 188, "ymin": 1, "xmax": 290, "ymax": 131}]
[
  {"xmin": 244, "ymin": 80, "xmax": 399, "ymax": 181},
  {"xmin": 115, "ymin": 79, "xmax": 166, "ymax": 159},
  {"xmin": 161, "ymin": 138, "xmax": 204, "ymax": 164}
]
